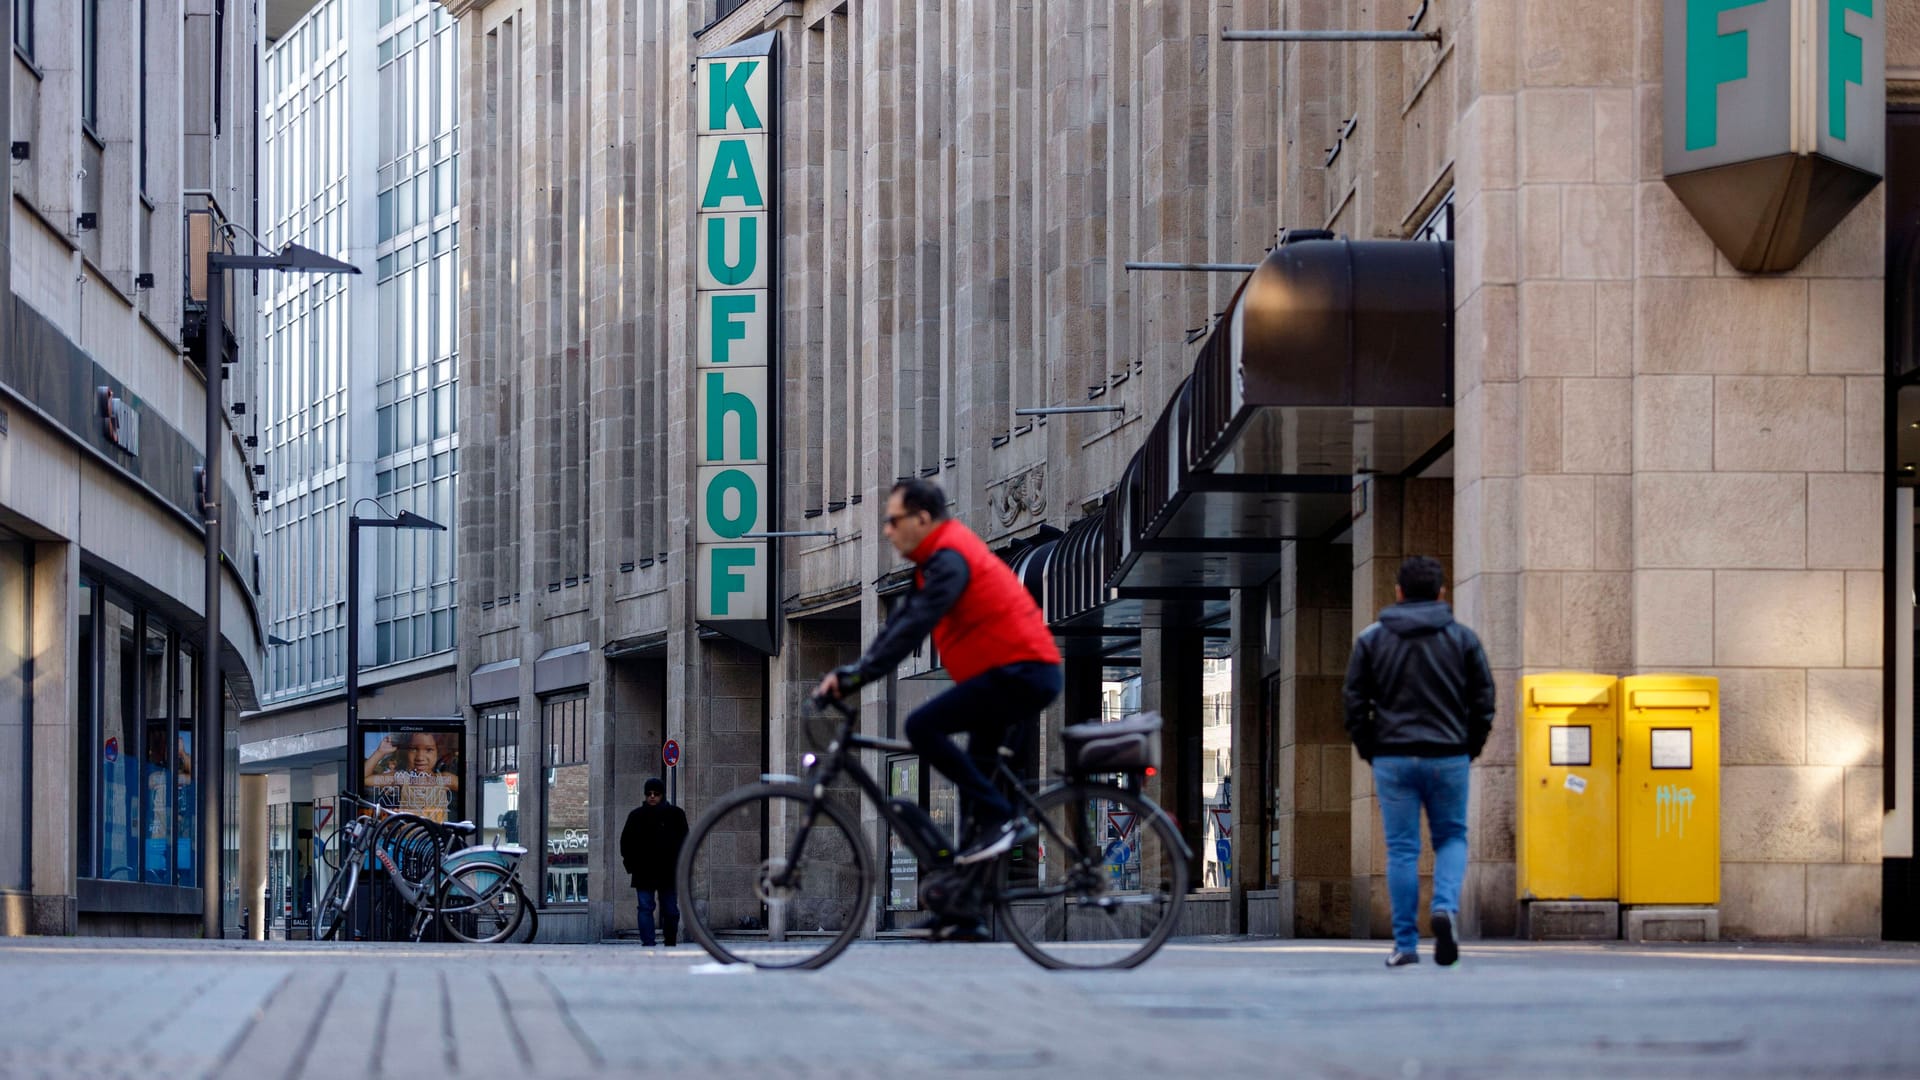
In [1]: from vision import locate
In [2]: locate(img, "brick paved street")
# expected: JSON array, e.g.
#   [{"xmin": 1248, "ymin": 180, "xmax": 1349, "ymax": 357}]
[{"xmin": 0, "ymin": 936, "xmax": 1916, "ymax": 1079}]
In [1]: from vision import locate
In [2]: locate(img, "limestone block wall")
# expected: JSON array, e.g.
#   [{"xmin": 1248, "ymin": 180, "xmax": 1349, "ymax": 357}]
[
  {"xmin": 1447, "ymin": 0, "xmax": 1886, "ymax": 939},
  {"xmin": 1275, "ymin": 541, "xmax": 1352, "ymax": 937}
]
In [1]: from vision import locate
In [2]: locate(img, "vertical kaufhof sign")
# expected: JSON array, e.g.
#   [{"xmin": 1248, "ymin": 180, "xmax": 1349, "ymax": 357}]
[{"xmin": 694, "ymin": 32, "xmax": 778, "ymax": 652}]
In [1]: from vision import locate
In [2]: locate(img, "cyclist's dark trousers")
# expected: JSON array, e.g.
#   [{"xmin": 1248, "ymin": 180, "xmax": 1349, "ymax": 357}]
[{"xmin": 905, "ymin": 661, "xmax": 1062, "ymax": 832}]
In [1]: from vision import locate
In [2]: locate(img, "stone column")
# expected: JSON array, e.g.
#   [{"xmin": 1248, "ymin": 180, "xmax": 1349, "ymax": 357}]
[
  {"xmin": 1140, "ymin": 627, "xmax": 1204, "ymax": 890},
  {"xmin": 1277, "ymin": 540, "xmax": 1352, "ymax": 937},
  {"xmin": 30, "ymin": 541, "xmax": 75, "ymax": 935}
]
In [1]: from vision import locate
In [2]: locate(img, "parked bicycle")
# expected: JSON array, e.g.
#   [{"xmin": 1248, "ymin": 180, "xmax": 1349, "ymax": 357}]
[
  {"xmin": 312, "ymin": 793, "xmax": 535, "ymax": 943},
  {"xmin": 677, "ymin": 699, "xmax": 1187, "ymax": 970}
]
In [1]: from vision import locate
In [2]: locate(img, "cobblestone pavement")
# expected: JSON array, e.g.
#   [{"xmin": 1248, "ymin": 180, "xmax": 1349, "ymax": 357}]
[{"xmin": 0, "ymin": 935, "xmax": 1917, "ymax": 1079}]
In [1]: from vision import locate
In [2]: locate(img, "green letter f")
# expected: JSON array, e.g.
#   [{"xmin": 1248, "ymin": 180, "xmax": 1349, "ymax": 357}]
[{"xmin": 1685, "ymin": 0, "xmax": 1767, "ymax": 152}]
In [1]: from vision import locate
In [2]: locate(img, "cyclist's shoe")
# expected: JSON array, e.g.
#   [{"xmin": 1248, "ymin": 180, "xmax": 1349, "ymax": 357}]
[
  {"xmin": 954, "ymin": 817, "xmax": 1036, "ymax": 865},
  {"xmin": 1431, "ymin": 910, "xmax": 1458, "ymax": 966},
  {"xmin": 903, "ymin": 913, "xmax": 989, "ymax": 942},
  {"xmin": 1385, "ymin": 949, "xmax": 1420, "ymax": 967},
  {"xmin": 938, "ymin": 918, "xmax": 992, "ymax": 943}
]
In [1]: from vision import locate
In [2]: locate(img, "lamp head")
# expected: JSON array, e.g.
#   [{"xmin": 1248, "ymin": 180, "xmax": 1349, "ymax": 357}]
[{"xmin": 278, "ymin": 242, "xmax": 361, "ymax": 275}]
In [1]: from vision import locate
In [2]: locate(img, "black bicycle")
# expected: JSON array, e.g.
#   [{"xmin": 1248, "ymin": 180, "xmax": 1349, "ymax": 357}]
[
  {"xmin": 312, "ymin": 793, "xmax": 535, "ymax": 943},
  {"xmin": 676, "ymin": 699, "xmax": 1188, "ymax": 970}
]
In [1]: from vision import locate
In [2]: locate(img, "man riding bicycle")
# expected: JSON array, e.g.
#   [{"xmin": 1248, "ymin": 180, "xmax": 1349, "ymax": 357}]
[{"xmin": 814, "ymin": 479, "xmax": 1063, "ymax": 881}]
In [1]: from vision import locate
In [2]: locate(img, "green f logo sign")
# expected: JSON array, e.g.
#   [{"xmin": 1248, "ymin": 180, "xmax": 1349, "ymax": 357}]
[
  {"xmin": 1685, "ymin": 0, "xmax": 1767, "ymax": 152},
  {"xmin": 1828, "ymin": 0, "xmax": 1872, "ymax": 141}
]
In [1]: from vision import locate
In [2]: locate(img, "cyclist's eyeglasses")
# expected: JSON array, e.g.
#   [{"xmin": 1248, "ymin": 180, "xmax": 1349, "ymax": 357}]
[{"xmin": 883, "ymin": 512, "xmax": 921, "ymax": 529}]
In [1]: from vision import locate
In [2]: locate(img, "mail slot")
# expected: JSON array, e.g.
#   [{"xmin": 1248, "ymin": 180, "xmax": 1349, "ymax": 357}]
[
  {"xmin": 1517, "ymin": 673, "xmax": 1618, "ymax": 902},
  {"xmin": 1618, "ymin": 674, "xmax": 1719, "ymax": 906}
]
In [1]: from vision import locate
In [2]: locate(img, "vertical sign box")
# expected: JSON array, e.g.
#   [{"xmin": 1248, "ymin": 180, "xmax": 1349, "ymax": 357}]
[
  {"xmin": 1662, "ymin": 0, "xmax": 1883, "ymax": 271},
  {"xmin": 694, "ymin": 33, "xmax": 778, "ymax": 652}
]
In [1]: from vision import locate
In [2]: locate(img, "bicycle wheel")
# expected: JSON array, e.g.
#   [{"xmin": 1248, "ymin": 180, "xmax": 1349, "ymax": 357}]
[
  {"xmin": 436, "ymin": 864, "xmax": 527, "ymax": 944},
  {"xmin": 678, "ymin": 783, "xmax": 873, "ymax": 970},
  {"xmin": 997, "ymin": 782, "xmax": 1188, "ymax": 970},
  {"xmin": 313, "ymin": 857, "xmax": 359, "ymax": 942}
]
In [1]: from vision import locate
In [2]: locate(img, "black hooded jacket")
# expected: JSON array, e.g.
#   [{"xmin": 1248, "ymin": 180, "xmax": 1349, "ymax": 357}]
[
  {"xmin": 1342, "ymin": 600, "xmax": 1495, "ymax": 761},
  {"xmin": 619, "ymin": 800, "xmax": 689, "ymax": 892}
]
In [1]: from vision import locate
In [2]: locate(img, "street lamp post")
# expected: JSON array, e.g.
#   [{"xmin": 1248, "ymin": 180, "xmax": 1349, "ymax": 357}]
[
  {"xmin": 343, "ymin": 505, "xmax": 447, "ymax": 805},
  {"xmin": 198, "ymin": 240, "xmax": 359, "ymax": 939}
]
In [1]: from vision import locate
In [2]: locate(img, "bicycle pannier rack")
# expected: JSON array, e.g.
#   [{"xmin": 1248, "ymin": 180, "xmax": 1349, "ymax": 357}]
[{"xmin": 1061, "ymin": 711, "xmax": 1162, "ymax": 776}]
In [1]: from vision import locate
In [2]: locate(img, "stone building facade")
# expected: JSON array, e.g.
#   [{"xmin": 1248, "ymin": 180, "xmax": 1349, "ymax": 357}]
[
  {"xmin": 3, "ymin": 0, "xmax": 266, "ymax": 935},
  {"xmin": 437, "ymin": 0, "xmax": 1918, "ymax": 942}
]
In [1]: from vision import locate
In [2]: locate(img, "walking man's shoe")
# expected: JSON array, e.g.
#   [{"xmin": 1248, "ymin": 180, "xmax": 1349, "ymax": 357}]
[
  {"xmin": 1432, "ymin": 910, "xmax": 1458, "ymax": 966},
  {"xmin": 1385, "ymin": 949, "xmax": 1420, "ymax": 967}
]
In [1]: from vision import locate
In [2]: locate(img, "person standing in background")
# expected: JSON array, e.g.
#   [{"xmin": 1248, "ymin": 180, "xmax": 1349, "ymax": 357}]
[{"xmin": 620, "ymin": 778, "xmax": 688, "ymax": 947}]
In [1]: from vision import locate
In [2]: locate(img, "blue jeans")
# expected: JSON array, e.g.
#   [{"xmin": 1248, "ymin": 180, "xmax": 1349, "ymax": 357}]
[
  {"xmin": 636, "ymin": 888, "xmax": 679, "ymax": 946},
  {"xmin": 1372, "ymin": 755, "xmax": 1470, "ymax": 952}
]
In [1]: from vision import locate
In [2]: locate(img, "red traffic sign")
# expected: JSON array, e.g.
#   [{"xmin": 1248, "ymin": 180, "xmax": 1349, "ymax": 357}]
[
  {"xmin": 1209, "ymin": 807, "xmax": 1233, "ymax": 839},
  {"xmin": 1108, "ymin": 810, "xmax": 1137, "ymax": 841},
  {"xmin": 663, "ymin": 739, "xmax": 681, "ymax": 767}
]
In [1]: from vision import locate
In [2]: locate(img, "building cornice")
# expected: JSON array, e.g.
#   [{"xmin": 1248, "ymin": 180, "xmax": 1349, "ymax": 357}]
[{"xmin": 437, "ymin": 0, "xmax": 490, "ymax": 19}]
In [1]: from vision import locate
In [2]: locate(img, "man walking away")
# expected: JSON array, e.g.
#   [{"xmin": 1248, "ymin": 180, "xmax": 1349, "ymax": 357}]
[
  {"xmin": 1342, "ymin": 556, "xmax": 1495, "ymax": 968},
  {"xmin": 620, "ymin": 778, "xmax": 688, "ymax": 946}
]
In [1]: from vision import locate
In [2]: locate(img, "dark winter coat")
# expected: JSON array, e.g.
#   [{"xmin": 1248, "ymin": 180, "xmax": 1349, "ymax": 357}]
[
  {"xmin": 619, "ymin": 801, "xmax": 689, "ymax": 892},
  {"xmin": 1342, "ymin": 600, "xmax": 1496, "ymax": 761}
]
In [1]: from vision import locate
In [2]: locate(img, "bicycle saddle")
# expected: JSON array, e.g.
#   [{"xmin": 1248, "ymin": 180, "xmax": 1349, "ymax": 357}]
[{"xmin": 441, "ymin": 820, "xmax": 477, "ymax": 835}]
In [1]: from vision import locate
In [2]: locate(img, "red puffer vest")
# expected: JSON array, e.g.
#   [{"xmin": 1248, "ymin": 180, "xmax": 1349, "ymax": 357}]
[{"xmin": 909, "ymin": 519, "xmax": 1062, "ymax": 684}]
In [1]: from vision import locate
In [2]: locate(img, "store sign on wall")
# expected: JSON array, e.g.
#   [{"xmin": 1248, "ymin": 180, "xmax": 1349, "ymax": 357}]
[
  {"xmin": 1662, "ymin": 0, "xmax": 1883, "ymax": 271},
  {"xmin": 694, "ymin": 31, "xmax": 779, "ymax": 653},
  {"xmin": 98, "ymin": 386, "xmax": 142, "ymax": 456}
]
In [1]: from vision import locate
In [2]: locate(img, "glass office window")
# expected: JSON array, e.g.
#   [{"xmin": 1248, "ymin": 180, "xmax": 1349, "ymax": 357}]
[
  {"xmin": 542, "ymin": 695, "xmax": 588, "ymax": 906},
  {"xmin": 81, "ymin": 0, "xmax": 99, "ymax": 131},
  {"xmin": 13, "ymin": 0, "xmax": 34, "ymax": 61}
]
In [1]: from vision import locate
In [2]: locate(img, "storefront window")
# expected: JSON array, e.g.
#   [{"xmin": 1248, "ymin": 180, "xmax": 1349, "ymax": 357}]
[
  {"xmin": 99, "ymin": 596, "xmax": 138, "ymax": 881},
  {"xmin": 267, "ymin": 802, "xmax": 292, "ymax": 926},
  {"xmin": 140, "ymin": 621, "xmax": 171, "ymax": 882},
  {"xmin": 542, "ymin": 694, "xmax": 588, "ymax": 905},
  {"xmin": 73, "ymin": 580, "xmax": 200, "ymax": 890},
  {"xmin": 887, "ymin": 756, "xmax": 920, "ymax": 911},
  {"xmin": 1201, "ymin": 658, "xmax": 1233, "ymax": 890},
  {"xmin": 76, "ymin": 579, "xmax": 95, "ymax": 877},
  {"xmin": 478, "ymin": 703, "xmax": 520, "ymax": 849},
  {"xmin": 174, "ymin": 646, "xmax": 198, "ymax": 887}
]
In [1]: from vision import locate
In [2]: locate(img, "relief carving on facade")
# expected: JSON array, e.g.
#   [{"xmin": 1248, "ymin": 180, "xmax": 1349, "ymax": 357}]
[{"xmin": 987, "ymin": 463, "xmax": 1047, "ymax": 529}]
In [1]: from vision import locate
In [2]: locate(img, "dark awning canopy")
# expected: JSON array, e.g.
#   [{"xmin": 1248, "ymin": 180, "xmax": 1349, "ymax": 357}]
[{"xmin": 1039, "ymin": 236, "xmax": 1454, "ymax": 631}]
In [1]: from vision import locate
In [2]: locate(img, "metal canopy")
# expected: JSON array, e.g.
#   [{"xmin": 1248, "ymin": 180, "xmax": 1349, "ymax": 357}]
[{"xmin": 1038, "ymin": 237, "xmax": 1454, "ymax": 630}]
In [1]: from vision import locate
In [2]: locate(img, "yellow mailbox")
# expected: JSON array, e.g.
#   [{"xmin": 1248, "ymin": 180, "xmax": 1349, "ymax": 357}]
[
  {"xmin": 1517, "ymin": 673, "xmax": 1618, "ymax": 901},
  {"xmin": 1619, "ymin": 674, "xmax": 1719, "ymax": 905}
]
